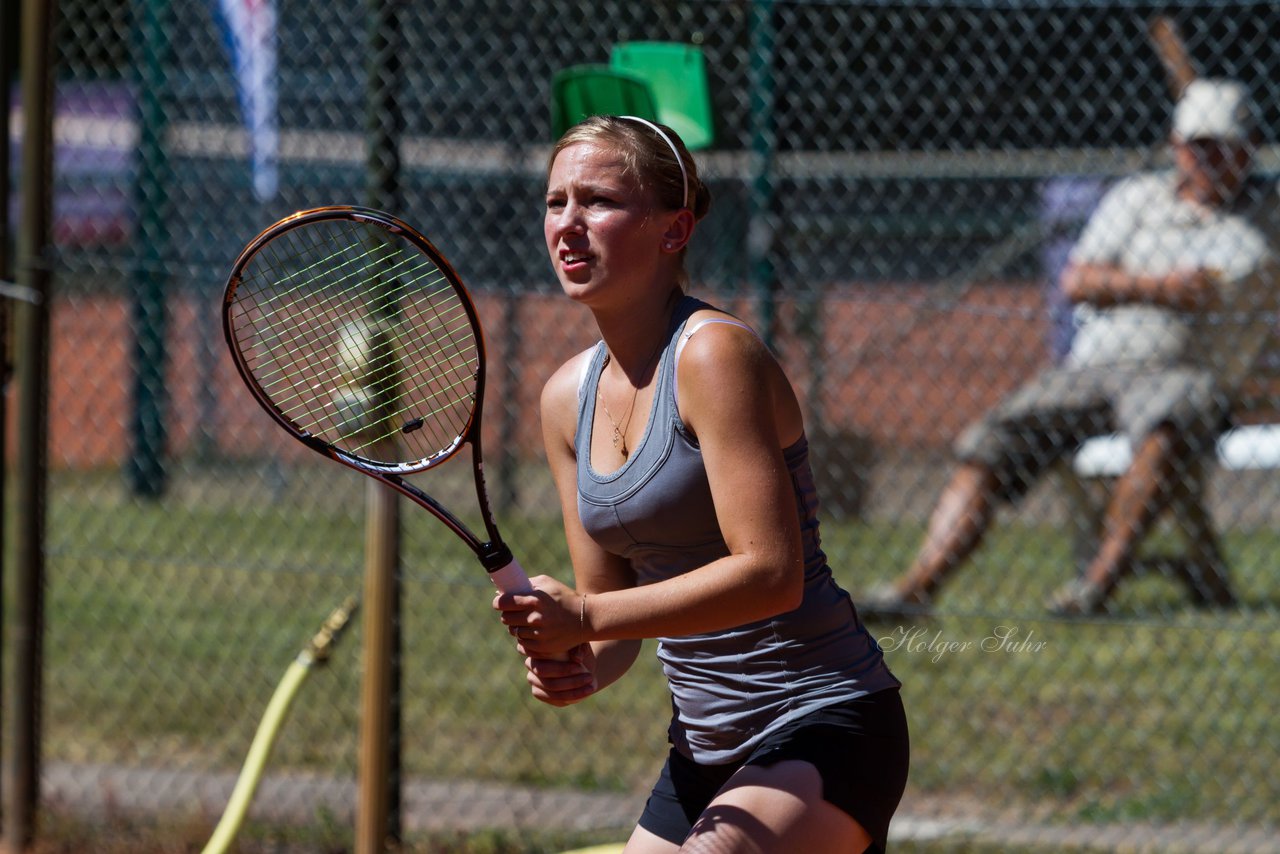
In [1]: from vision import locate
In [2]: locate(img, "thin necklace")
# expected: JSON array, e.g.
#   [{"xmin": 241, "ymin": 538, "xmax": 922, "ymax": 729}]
[{"xmin": 598, "ymin": 342, "xmax": 664, "ymax": 459}]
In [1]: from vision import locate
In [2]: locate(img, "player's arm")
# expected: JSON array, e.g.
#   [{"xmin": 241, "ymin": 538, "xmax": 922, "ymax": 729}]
[
  {"xmin": 572, "ymin": 322, "xmax": 806, "ymax": 641},
  {"xmin": 519, "ymin": 350, "xmax": 642, "ymax": 704}
]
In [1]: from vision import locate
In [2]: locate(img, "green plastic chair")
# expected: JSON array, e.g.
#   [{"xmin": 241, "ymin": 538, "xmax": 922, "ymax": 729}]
[
  {"xmin": 610, "ymin": 41, "xmax": 715, "ymax": 150},
  {"xmin": 550, "ymin": 64, "xmax": 659, "ymax": 139}
]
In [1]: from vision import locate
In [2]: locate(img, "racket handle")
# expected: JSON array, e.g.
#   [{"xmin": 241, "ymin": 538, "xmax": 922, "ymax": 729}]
[
  {"xmin": 489, "ymin": 557, "xmax": 533, "ymax": 594},
  {"xmin": 490, "ymin": 556, "xmax": 574, "ymax": 663}
]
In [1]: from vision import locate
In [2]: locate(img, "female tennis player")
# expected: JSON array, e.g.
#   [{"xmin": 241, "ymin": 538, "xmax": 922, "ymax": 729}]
[{"xmin": 494, "ymin": 116, "xmax": 909, "ymax": 854}]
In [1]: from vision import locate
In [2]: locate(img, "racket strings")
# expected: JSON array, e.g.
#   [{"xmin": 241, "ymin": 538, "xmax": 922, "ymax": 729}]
[
  {"xmin": 235, "ymin": 225, "xmax": 417, "ymax": 399},
  {"xmin": 246, "ymin": 226, "xmax": 437, "ymax": 382},
  {"xmin": 229, "ymin": 217, "xmax": 483, "ymax": 468}
]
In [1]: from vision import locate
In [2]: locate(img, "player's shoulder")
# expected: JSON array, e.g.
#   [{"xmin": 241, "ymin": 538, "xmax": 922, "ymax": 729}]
[
  {"xmin": 679, "ymin": 306, "xmax": 765, "ymax": 358},
  {"xmin": 542, "ymin": 344, "xmax": 599, "ymax": 409},
  {"xmin": 676, "ymin": 305, "xmax": 776, "ymax": 386}
]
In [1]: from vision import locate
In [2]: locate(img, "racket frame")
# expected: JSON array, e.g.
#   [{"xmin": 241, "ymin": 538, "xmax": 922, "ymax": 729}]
[{"xmin": 222, "ymin": 205, "xmax": 517, "ymax": 575}]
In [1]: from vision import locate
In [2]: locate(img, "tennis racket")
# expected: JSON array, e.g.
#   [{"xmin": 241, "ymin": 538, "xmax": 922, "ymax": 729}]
[{"xmin": 222, "ymin": 205, "xmax": 531, "ymax": 594}]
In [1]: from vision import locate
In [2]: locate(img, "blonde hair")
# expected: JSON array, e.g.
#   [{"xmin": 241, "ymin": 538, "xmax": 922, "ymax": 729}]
[{"xmin": 548, "ymin": 116, "xmax": 711, "ymax": 221}]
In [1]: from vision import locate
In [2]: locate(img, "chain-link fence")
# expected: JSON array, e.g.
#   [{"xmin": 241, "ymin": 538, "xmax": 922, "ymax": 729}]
[{"xmin": 5, "ymin": 0, "xmax": 1279, "ymax": 851}]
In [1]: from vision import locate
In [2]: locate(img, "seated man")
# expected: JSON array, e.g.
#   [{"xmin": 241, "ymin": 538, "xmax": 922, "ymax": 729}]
[{"xmin": 864, "ymin": 79, "xmax": 1279, "ymax": 617}]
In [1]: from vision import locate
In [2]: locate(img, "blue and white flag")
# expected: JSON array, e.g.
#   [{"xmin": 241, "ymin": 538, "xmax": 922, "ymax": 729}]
[{"xmin": 214, "ymin": 0, "xmax": 278, "ymax": 201}]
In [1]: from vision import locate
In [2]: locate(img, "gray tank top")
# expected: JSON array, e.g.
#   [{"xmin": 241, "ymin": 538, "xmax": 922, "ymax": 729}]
[{"xmin": 575, "ymin": 296, "xmax": 900, "ymax": 764}]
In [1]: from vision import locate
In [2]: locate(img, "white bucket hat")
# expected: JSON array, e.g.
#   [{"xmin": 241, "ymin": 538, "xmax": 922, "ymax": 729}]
[{"xmin": 1174, "ymin": 79, "xmax": 1252, "ymax": 142}]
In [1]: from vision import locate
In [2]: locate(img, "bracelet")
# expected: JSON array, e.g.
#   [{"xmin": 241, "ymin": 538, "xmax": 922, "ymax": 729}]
[{"xmin": 579, "ymin": 594, "xmax": 588, "ymax": 634}]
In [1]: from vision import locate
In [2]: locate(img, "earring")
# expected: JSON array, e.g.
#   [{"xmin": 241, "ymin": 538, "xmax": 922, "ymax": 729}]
[{"xmin": 664, "ymin": 242, "xmax": 674, "ymax": 249}]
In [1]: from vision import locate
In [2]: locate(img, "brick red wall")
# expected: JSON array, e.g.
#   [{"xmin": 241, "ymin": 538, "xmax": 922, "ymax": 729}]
[{"xmin": 10, "ymin": 283, "xmax": 1053, "ymax": 469}]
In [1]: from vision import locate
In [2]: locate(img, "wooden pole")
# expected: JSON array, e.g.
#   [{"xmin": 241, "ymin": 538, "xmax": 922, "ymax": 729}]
[
  {"xmin": 355, "ymin": 473, "xmax": 400, "ymax": 854},
  {"xmin": 356, "ymin": 2, "xmax": 405, "ymax": 849}
]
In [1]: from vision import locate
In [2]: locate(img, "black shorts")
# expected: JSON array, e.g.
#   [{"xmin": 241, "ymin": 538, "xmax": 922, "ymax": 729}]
[{"xmin": 637, "ymin": 689, "xmax": 910, "ymax": 853}]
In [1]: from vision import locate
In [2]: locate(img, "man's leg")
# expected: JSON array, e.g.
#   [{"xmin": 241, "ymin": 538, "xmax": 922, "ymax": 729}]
[
  {"xmin": 1050, "ymin": 424, "xmax": 1181, "ymax": 614},
  {"xmin": 863, "ymin": 365, "xmax": 1100, "ymax": 617},
  {"xmin": 863, "ymin": 462, "xmax": 999, "ymax": 612}
]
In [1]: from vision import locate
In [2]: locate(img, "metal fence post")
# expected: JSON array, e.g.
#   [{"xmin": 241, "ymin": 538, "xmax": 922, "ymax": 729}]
[
  {"xmin": 748, "ymin": 0, "xmax": 777, "ymax": 349},
  {"xmin": 0, "ymin": 0, "xmax": 19, "ymax": 817},
  {"xmin": 5, "ymin": 0, "xmax": 55, "ymax": 849},
  {"xmin": 126, "ymin": 0, "xmax": 170, "ymax": 498}
]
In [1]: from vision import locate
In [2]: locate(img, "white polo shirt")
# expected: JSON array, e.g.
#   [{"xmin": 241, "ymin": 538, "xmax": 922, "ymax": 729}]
[{"xmin": 1066, "ymin": 171, "xmax": 1278, "ymax": 390}]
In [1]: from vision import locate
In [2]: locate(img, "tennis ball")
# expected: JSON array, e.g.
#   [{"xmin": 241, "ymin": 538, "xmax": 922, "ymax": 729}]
[
  {"xmin": 335, "ymin": 318, "xmax": 406, "ymax": 393},
  {"xmin": 330, "ymin": 385, "xmax": 376, "ymax": 435},
  {"xmin": 335, "ymin": 320, "xmax": 376, "ymax": 385}
]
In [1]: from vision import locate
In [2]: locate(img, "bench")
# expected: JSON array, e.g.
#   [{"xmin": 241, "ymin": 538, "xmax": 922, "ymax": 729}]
[
  {"xmin": 1072, "ymin": 424, "xmax": 1280, "ymax": 477},
  {"xmin": 1062, "ymin": 344, "xmax": 1280, "ymax": 605}
]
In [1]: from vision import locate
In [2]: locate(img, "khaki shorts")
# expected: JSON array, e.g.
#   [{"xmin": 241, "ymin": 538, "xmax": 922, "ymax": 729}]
[{"xmin": 954, "ymin": 364, "xmax": 1227, "ymax": 501}]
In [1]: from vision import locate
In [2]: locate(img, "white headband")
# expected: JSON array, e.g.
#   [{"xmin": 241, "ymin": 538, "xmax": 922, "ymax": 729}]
[{"xmin": 620, "ymin": 115, "xmax": 689, "ymax": 210}]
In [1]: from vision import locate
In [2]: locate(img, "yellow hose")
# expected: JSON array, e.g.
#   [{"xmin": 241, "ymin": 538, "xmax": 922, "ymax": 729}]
[{"xmin": 202, "ymin": 597, "xmax": 358, "ymax": 854}]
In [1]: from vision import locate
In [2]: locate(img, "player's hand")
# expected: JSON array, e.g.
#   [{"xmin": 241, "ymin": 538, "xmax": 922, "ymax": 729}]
[
  {"xmin": 520, "ymin": 643, "xmax": 598, "ymax": 707},
  {"xmin": 493, "ymin": 575, "xmax": 584, "ymax": 655}
]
